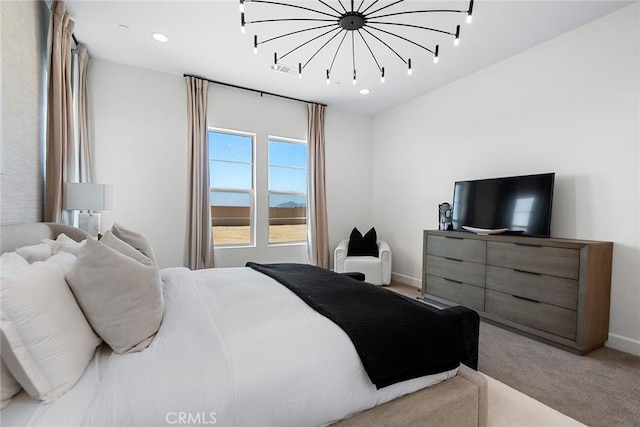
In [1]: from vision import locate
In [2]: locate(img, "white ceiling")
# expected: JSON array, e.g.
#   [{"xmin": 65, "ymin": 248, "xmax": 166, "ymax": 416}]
[{"xmin": 65, "ymin": 0, "xmax": 634, "ymax": 116}]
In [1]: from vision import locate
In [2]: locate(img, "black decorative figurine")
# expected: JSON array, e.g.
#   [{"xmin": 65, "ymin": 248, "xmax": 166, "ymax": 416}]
[{"xmin": 439, "ymin": 202, "xmax": 453, "ymax": 231}]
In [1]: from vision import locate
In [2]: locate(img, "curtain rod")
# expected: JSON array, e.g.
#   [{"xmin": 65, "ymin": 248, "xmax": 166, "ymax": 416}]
[{"xmin": 183, "ymin": 74, "xmax": 326, "ymax": 107}]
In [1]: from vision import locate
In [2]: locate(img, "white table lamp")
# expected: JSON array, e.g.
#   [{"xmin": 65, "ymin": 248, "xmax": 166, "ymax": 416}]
[{"xmin": 64, "ymin": 183, "xmax": 113, "ymax": 236}]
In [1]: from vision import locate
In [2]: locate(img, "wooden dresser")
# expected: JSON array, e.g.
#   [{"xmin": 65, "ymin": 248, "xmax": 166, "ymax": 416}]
[{"xmin": 422, "ymin": 230, "xmax": 613, "ymax": 354}]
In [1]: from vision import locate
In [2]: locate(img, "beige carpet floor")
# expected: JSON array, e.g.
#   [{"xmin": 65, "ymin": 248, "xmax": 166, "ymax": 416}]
[
  {"xmin": 384, "ymin": 282, "xmax": 639, "ymax": 426},
  {"xmin": 485, "ymin": 373, "xmax": 584, "ymax": 426},
  {"xmin": 479, "ymin": 322, "xmax": 640, "ymax": 427}
]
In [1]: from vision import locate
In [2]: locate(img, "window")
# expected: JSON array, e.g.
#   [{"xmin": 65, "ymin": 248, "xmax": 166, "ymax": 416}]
[
  {"xmin": 511, "ymin": 196, "xmax": 536, "ymax": 233},
  {"xmin": 268, "ymin": 138, "xmax": 308, "ymax": 243},
  {"xmin": 209, "ymin": 130, "xmax": 254, "ymax": 246}
]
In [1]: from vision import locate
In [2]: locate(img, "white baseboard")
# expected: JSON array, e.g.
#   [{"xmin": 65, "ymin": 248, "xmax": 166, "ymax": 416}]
[
  {"xmin": 605, "ymin": 333, "xmax": 640, "ymax": 356},
  {"xmin": 391, "ymin": 272, "xmax": 421, "ymax": 288}
]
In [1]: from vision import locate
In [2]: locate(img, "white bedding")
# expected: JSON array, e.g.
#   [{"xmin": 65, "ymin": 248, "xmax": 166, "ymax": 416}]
[{"xmin": 2, "ymin": 267, "xmax": 456, "ymax": 426}]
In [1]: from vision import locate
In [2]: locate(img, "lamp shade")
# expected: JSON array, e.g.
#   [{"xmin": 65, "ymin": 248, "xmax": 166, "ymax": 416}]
[{"xmin": 64, "ymin": 183, "xmax": 113, "ymax": 211}]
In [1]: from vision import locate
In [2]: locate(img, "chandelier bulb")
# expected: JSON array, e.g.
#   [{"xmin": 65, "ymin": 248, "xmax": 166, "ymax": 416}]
[
  {"xmin": 407, "ymin": 59, "xmax": 412, "ymax": 75},
  {"xmin": 254, "ymin": 35, "xmax": 258, "ymax": 54},
  {"xmin": 240, "ymin": 13, "xmax": 246, "ymax": 34},
  {"xmin": 353, "ymin": 70, "xmax": 357, "ymax": 85},
  {"xmin": 381, "ymin": 67, "xmax": 385, "ymax": 83},
  {"xmin": 467, "ymin": 0, "xmax": 474, "ymax": 24},
  {"xmin": 326, "ymin": 70, "xmax": 330, "ymax": 85},
  {"xmin": 298, "ymin": 63, "xmax": 302, "ymax": 79},
  {"xmin": 454, "ymin": 25, "xmax": 460, "ymax": 46},
  {"xmin": 272, "ymin": 52, "xmax": 278, "ymax": 70},
  {"xmin": 433, "ymin": 45, "xmax": 439, "ymax": 64},
  {"xmin": 239, "ymin": 0, "xmax": 245, "ymax": 13}
]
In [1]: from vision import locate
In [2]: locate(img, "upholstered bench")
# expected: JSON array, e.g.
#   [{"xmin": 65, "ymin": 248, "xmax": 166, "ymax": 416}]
[{"xmin": 333, "ymin": 364, "xmax": 487, "ymax": 427}]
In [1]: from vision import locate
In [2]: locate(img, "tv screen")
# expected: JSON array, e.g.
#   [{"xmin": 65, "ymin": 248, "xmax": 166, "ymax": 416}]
[{"xmin": 451, "ymin": 173, "xmax": 555, "ymax": 237}]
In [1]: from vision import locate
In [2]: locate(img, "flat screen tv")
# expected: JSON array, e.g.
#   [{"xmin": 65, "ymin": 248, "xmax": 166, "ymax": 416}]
[{"xmin": 451, "ymin": 173, "xmax": 555, "ymax": 237}]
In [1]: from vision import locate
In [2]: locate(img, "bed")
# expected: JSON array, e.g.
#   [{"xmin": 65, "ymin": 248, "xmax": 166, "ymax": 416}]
[{"xmin": 0, "ymin": 223, "xmax": 487, "ymax": 426}]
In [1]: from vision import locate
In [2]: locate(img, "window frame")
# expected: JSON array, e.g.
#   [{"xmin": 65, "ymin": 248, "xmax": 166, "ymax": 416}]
[
  {"xmin": 267, "ymin": 136, "xmax": 308, "ymax": 246},
  {"xmin": 208, "ymin": 127, "xmax": 256, "ymax": 248}
]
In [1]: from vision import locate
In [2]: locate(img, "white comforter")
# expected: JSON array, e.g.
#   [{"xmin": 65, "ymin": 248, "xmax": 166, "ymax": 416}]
[{"xmin": 3, "ymin": 267, "xmax": 456, "ymax": 427}]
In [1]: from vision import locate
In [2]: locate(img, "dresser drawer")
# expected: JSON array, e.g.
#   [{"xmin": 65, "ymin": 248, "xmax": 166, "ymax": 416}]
[
  {"xmin": 485, "ymin": 289, "xmax": 577, "ymax": 340},
  {"xmin": 426, "ymin": 275, "xmax": 484, "ymax": 311},
  {"xmin": 427, "ymin": 235, "xmax": 486, "ymax": 263},
  {"xmin": 426, "ymin": 255, "xmax": 485, "ymax": 287},
  {"xmin": 486, "ymin": 266, "xmax": 578, "ymax": 310},
  {"xmin": 487, "ymin": 242, "xmax": 580, "ymax": 279}
]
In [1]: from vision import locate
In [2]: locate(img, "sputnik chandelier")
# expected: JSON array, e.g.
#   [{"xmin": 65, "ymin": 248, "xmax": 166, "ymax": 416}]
[{"xmin": 239, "ymin": 0, "xmax": 474, "ymax": 85}]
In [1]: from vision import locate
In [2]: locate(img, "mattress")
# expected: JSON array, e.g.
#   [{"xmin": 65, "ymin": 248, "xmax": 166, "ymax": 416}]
[{"xmin": 2, "ymin": 267, "xmax": 456, "ymax": 426}]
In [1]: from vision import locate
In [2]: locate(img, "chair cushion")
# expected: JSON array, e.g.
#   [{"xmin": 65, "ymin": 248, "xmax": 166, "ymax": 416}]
[
  {"xmin": 347, "ymin": 227, "xmax": 379, "ymax": 257},
  {"xmin": 344, "ymin": 256, "xmax": 384, "ymax": 286}
]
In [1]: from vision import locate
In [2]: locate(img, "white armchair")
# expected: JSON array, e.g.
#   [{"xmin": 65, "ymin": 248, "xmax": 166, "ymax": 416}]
[{"xmin": 334, "ymin": 240, "xmax": 392, "ymax": 286}]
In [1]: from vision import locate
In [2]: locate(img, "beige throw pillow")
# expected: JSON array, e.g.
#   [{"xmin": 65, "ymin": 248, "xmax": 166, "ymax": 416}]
[
  {"xmin": 66, "ymin": 232, "xmax": 163, "ymax": 354},
  {"xmin": 110, "ymin": 223, "xmax": 157, "ymax": 264},
  {"xmin": 0, "ymin": 253, "xmax": 101, "ymax": 402}
]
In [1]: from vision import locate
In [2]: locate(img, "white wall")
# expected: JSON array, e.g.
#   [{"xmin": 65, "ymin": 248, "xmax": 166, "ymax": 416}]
[
  {"xmin": 89, "ymin": 60, "xmax": 188, "ymax": 268},
  {"xmin": 89, "ymin": 60, "xmax": 373, "ymax": 268},
  {"xmin": 325, "ymin": 108, "xmax": 374, "ymax": 268},
  {"xmin": 371, "ymin": 5, "xmax": 639, "ymax": 355}
]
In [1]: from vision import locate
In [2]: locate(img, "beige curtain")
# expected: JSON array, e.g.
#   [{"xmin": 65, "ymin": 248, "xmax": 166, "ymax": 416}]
[
  {"xmin": 77, "ymin": 44, "xmax": 92, "ymax": 183},
  {"xmin": 307, "ymin": 103, "xmax": 329, "ymax": 268},
  {"xmin": 186, "ymin": 76, "xmax": 214, "ymax": 269},
  {"xmin": 45, "ymin": 1, "xmax": 75, "ymax": 222}
]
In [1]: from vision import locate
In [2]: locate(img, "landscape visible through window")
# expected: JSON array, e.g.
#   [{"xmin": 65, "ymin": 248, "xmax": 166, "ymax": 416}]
[
  {"xmin": 209, "ymin": 131, "xmax": 307, "ymax": 246},
  {"xmin": 268, "ymin": 138, "xmax": 307, "ymax": 243}
]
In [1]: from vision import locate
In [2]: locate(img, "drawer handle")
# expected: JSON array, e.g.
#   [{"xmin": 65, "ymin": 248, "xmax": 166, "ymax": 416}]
[
  {"xmin": 512, "ymin": 295, "xmax": 540, "ymax": 304},
  {"xmin": 514, "ymin": 243, "xmax": 543, "ymax": 248},
  {"xmin": 444, "ymin": 278, "xmax": 463, "ymax": 284},
  {"xmin": 513, "ymin": 269, "xmax": 542, "ymax": 276},
  {"xmin": 445, "ymin": 236, "xmax": 463, "ymax": 240},
  {"xmin": 444, "ymin": 257, "xmax": 463, "ymax": 262}
]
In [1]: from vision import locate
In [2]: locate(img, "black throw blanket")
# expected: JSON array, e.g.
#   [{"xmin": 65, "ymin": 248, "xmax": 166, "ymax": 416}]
[{"xmin": 246, "ymin": 262, "xmax": 464, "ymax": 389}]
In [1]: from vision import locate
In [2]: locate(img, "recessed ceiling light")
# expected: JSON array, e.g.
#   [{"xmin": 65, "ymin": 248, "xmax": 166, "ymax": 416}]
[
  {"xmin": 152, "ymin": 32, "xmax": 169, "ymax": 43},
  {"xmin": 118, "ymin": 24, "xmax": 129, "ymax": 30},
  {"xmin": 360, "ymin": 89, "xmax": 370, "ymax": 95}
]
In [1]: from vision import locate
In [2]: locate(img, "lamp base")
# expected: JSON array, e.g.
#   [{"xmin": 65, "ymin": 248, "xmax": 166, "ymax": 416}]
[{"xmin": 78, "ymin": 213, "xmax": 101, "ymax": 237}]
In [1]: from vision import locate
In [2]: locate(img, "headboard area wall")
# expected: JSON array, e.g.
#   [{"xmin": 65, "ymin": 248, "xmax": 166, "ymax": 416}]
[{"xmin": 1, "ymin": 1, "xmax": 50, "ymax": 225}]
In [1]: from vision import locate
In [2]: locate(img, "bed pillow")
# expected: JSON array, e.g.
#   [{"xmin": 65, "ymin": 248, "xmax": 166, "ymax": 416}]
[
  {"xmin": 42, "ymin": 233, "xmax": 87, "ymax": 256},
  {"xmin": 110, "ymin": 223, "xmax": 157, "ymax": 263},
  {"xmin": 66, "ymin": 232, "xmax": 163, "ymax": 354},
  {"xmin": 0, "ymin": 252, "xmax": 101, "ymax": 402},
  {"xmin": 1, "ymin": 359, "xmax": 21, "ymax": 409},
  {"xmin": 0, "ymin": 252, "xmax": 30, "ymax": 407},
  {"xmin": 347, "ymin": 227, "xmax": 379, "ymax": 257},
  {"xmin": 15, "ymin": 243, "xmax": 52, "ymax": 263},
  {"xmin": 0, "ymin": 252, "xmax": 29, "ymax": 274}
]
